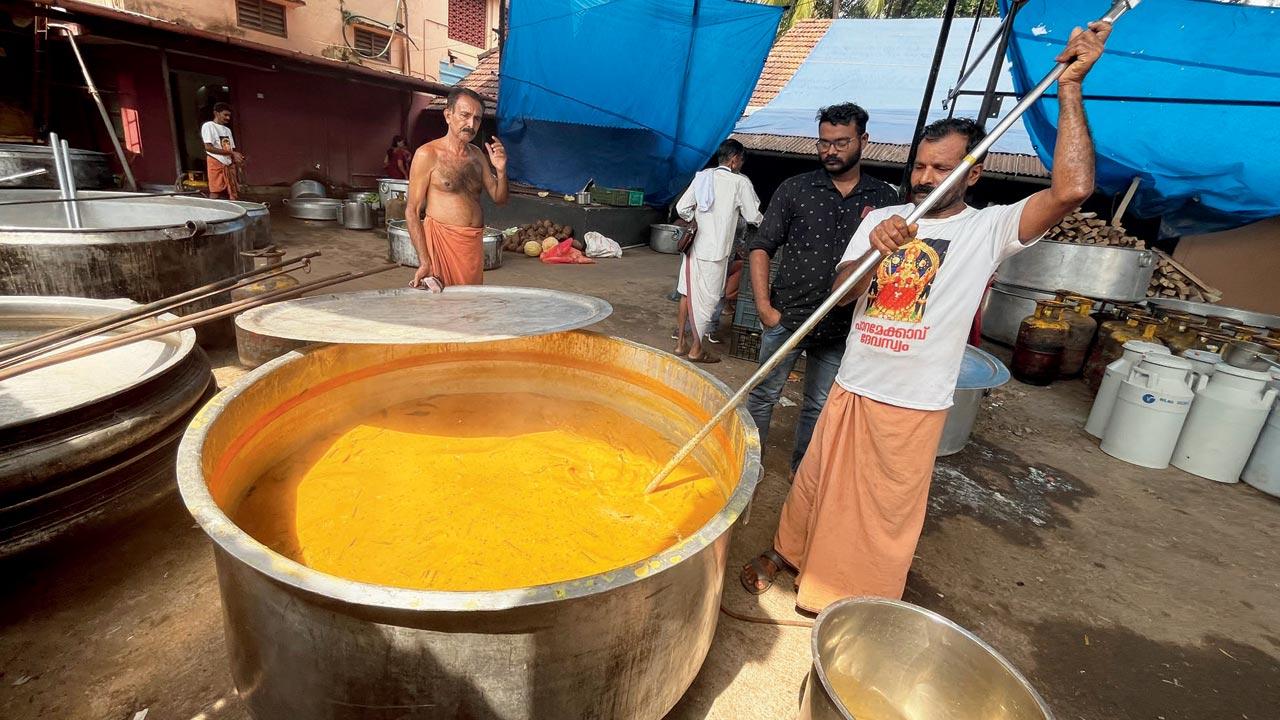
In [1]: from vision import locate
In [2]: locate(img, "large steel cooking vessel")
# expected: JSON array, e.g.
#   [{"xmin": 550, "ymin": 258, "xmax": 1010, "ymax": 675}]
[
  {"xmin": 0, "ymin": 142, "xmax": 114, "ymax": 189},
  {"xmin": 800, "ymin": 598, "xmax": 1052, "ymax": 720},
  {"xmin": 177, "ymin": 332, "xmax": 762, "ymax": 719},
  {"xmin": 1, "ymin": 296, "xmax": 213, "ymax": 555},
  {"xmin": 1144, "ymin": 297, "xmax": 1280, "ymax": 330},
  {"xmin": 377, "ymin": 177, "xmax": 409, "ymax": 210},
  {"xmin": 997, "ymin": 240, "xmax": 1156, "ymax": 301},
  {"xmin": 387, "ymin": 219, "xmax": 503, "ymax": 271},
  {"xmin": 980, "ymin": 282, "xmax": 1056, "ymax": 346},
  {"xmin": 0, "ymin": 190, "xmax": 250, "ymax": 345},
  {"xmin": 229, "ymin": 200, "xmax": 271, "ymax": 250},
  {"xmin": 282, "ymin": 196, "xmax": 341, "ymax": 221},
  {"xmin": 289, "ymin": 179, "xmax": 326, "ymax": 198}
]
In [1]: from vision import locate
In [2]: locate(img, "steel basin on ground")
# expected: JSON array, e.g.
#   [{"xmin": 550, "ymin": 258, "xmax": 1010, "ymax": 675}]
[{"xmin": 177, "ymin": 332, "xmax": 762, "ymax": 720}]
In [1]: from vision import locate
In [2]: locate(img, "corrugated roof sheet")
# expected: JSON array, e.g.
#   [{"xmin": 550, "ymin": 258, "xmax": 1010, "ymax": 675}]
[
  {"xmin": 732, "ymin": 133, "xmax": 1049, "ymax": 179},
  {"xmin": 748, "ymin": 19, "xmax": 831, "ymax": 108}
]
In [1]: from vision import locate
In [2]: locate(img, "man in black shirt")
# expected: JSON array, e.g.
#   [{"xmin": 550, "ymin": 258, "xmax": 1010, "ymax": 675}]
[{"xmin": 746, "ymin": 102, "xmax": 899, "ymax": 475}]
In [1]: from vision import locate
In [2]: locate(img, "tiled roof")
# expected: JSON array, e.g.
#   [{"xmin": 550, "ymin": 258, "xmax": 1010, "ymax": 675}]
[
  {"xmin": 732, "ymin": 133, "xmax": 1050, "ymax": 180},
  {"xmin": 429, "ymin": 50, "xmax": 500, "ymax": 110},
  {"xmin": 748, "ymin": 19, "xmax": 832, "ymax": 108}
]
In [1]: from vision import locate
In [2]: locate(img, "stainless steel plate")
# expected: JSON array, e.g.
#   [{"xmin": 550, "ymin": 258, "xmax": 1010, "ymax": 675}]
[
  {"xmin": 235, "ymin": 286, "xmax": 613, "ymax": 345},
  {"xmin": 0, "ymin": 296, "xmax": 195, "ymax": 430}
]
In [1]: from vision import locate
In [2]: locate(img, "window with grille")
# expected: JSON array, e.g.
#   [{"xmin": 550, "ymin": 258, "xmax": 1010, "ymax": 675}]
[
  {"xmin": 353, "ymin": 27, "xmax": 391, "ymax": 61},
  {"xmin": 447, "ymin": 0, "xmax": 486, "ymax": 49},
  {"xmin": 236, "ymin": 0, "xmax": 287, "ymax": 38}
]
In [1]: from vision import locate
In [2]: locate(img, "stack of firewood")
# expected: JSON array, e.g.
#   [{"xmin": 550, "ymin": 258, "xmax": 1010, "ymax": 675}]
[{"xmin": 1044, "ymin": 210, "xmax": 1222, "ymax": 303}]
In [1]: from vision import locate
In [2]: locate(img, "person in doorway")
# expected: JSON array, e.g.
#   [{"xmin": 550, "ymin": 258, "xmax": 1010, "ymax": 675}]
[
  {"xmin": 673, "ymin": 139, "xmax": 763, "ymax": 363},
  {"xmin": 742, "ymin": 22, "xmax": 1111, "ymax": 611},
  {"xmin": 385, "ymin": 135, "xmax": 412, "ymax": 179},
  {"xmin": 202, "ymin": 102, "xmax": 243, "ymax": 200},
  {"xmin": 745, "ymin": 103, "xmax": 899, "ymax": 476},
  {"xmin": 405, "ymin": 87, "xmax": 508, "ymax": 288}
]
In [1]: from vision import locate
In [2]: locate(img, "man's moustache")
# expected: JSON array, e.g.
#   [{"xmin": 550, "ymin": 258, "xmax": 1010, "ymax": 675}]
[{"xmin": 912, "ymin": 185, "xmax": 936, "ymax": 195}]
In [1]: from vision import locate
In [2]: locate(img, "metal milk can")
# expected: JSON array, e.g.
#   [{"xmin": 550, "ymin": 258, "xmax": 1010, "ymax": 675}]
[
  {"xmin": 1012, "ymin": 300, "xmax": 1071, "ymax": 386},
  {"xmin": 1100, "ymin": 354, "xmax": 1197, "ymax": 469},
  {"xmin": 1179, "ymin": 349, "xmax": 1222, "ymax": 383},
  {"xmin": 1172, "ymin": 364, "xmax": 1278, "ymax": 483},
  {"xmin": 1085, "ymin": 340, "xmax": 1169, "ymax": 438},
  {"xmin": 1054, "ymin": 292, "xmax": 1098, "ymax": 378},
  {"xmin": 1242, "ymin": 370, "xmax": 1280, "ymax": 497}
]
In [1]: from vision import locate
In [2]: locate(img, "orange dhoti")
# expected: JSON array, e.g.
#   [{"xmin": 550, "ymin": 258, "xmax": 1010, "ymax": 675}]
[
  {"xmin": 774, "ymin": 384, "xmax": 947, "ymax": 612},
  {"xmin": 424, "ymin": 216, "xmax": 484, "ymax": 286},
  {"xmin": 206, "ymin": 158, "xmax": 239, "ymax": 200}
]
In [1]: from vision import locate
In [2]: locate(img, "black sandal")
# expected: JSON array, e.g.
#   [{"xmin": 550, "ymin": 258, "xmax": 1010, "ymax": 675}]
[{"xmin": 740, "ymin": 549, "xmax": 790, "ymax": 595}]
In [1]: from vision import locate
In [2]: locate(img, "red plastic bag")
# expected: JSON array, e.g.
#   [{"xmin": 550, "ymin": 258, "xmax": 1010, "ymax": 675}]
[{"xmin": 540, "ymin": 238, "xmax": 595, "ymax": 265}]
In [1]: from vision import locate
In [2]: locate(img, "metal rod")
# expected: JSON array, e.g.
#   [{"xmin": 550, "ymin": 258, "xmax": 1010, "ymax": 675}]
[
  {"xmin": 50, "ymin": 23, "xmax": 139, "ymax": 192},
  {"xmin": 0, "ymin": 264, "xmax": 399, "ymax": 384},
  {"xmin": 0, "ymin": 168, "xmax": 49, "ymax": 184},
  {"xmin": 0, "ymin": 262, "xmax": 312, "ymax": 370},
  {"xmin": 60, "ymin": 139, "xmax": 83, "ymax": 228},
  {"xmin": 0, "ymin": 251, "xmax": 321, "ymax": 363},
  {"xmin": 49, "ymin": 132, "xmax": 75, "ymax": 228},
  {"xmin": 646, "ymin": 0, "xmax": 1142, "ymax": 494},
  {"xmin": 901, "ymin": 0, "xmax": 961, "ymax": 193}
]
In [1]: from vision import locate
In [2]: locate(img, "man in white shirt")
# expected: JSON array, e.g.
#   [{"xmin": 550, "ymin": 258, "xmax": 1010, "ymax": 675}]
[
  {"xmin": 673, "ymin": 139, "xmax": 763, "ymax": 363},
  {"xmin": 201, "ymin": 102, "xmax": 243, "ymax": 200},
  {"xmin": 742, "ymin": 21, "xmax": 1112, "ymax": 611}
]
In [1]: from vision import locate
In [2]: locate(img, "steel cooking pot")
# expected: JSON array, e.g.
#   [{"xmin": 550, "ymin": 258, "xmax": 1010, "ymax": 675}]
[
  {"xmin": 338, "ymin": 200, "xmax": 374, "ymax": 230},
  {"xmin": 290, "ymin": 179, "xmax": 326, "ymax": 199},
  {"xmin": 997, "ymin": 240, "xmax": 1155, "ymax": 301},
  {"xmin": 282, "ymin": 197, "xmax": 341, "ymax": 221}
]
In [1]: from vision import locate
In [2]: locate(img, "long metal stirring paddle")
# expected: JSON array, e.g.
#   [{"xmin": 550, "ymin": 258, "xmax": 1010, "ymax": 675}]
[{"xmin": 646, "ymin": 0, "xmax": 1142, "ymax": 494}]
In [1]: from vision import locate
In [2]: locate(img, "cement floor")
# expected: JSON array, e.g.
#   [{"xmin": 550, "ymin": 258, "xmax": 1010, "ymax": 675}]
[{"xmin": 2, "ymin": 210, "xmax": 1278, "ymax": 720}]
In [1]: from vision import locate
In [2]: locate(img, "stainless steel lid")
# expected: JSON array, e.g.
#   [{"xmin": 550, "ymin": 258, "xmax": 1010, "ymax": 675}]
[
  {"xmin": 956, "ymin": 345, "xmax": 1010, "ymax": 390},
  {"xmin": 235, "ymin": 286, "xmax": 613, "ymax": 345},
  {"xmin": 0, "ymin": 296, "xmax": 196, "ymax": 430}
]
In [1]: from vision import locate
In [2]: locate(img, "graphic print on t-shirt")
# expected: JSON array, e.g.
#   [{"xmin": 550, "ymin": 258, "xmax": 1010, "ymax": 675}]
[{"xmin": 865, "ymin": 237, "xmax": 950, "ymax": 324}]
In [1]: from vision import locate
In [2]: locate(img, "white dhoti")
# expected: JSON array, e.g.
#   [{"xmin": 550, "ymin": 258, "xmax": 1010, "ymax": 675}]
[{"xmin": 677, "ymin": 254, "xmax": 728, "ymax": 338}]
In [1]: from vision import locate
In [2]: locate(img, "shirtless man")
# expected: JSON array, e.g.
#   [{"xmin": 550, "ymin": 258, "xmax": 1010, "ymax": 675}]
[{"xmin": 406, "ymin": 87, "xmax": 508, "ymax": 288}]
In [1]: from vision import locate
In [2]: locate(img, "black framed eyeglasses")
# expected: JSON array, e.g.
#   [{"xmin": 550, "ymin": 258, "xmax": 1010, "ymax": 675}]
[{"xmin": 815, "ymin": 138, "xmax": 856, "ymax": 152}]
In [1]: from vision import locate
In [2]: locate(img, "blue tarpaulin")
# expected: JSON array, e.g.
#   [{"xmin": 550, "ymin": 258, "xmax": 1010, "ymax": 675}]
[
  {"xmin": 1002, "ymin": 0, "xmax": 1280, "ymax": 234},
  {"xmin": 735, "ymin": 18, "xmax": 1038, "ymax": 155},
  {"xmin": 497, "ymin": 0, "xmax": 782, "ymax": 204}
]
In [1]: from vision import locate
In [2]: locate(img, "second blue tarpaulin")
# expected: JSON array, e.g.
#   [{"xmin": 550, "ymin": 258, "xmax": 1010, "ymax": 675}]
[{"xmin": 497, "ymin": 0, "xmax": 781, "ymax": 204}]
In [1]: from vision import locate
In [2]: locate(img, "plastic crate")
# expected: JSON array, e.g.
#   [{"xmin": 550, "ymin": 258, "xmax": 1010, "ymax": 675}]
[
  {"xmin": 732, "ymin": 257, "xmax": 781, "ymax": 332},
  {"xmin": 591, "ymin": 186, "xmax": 644, "ymax": 207},
  {"xmin": 729, "ymin": 326, "xmax": 761, "ymax": 361}
]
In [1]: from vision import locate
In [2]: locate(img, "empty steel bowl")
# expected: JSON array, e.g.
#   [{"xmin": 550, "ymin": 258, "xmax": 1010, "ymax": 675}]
[{"xmin": 800, "ymin": 598, "xmax": 1053, "ymax": 720}]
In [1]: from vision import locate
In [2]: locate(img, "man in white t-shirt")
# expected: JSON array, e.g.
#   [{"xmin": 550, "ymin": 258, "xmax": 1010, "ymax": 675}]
[
  {"xmin": 741, "ymin": 21, "xmax": 1113, "ymax": 612},
  {"xmin": 201, "ymin": 102, "xmax": 243, "ymax": 200}
]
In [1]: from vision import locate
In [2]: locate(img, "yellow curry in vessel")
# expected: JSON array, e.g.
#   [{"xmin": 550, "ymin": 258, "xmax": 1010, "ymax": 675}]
[{"xmin": 230, "ymin": 392, "xmax": 726, "ymax": 591}]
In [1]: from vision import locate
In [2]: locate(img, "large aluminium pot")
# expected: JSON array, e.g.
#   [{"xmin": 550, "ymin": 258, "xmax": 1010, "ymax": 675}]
[
  {"xmin": 1, "ymin": 296, "xmax": 213, "ymax": 555},
  {"xmin": 377, "ymin": 177, "xmax": 409, "ymax": 210},
  {"xmin": 337, "ymin": 199, "xmax": 374, "ymax": 230},
  {"xmin": 230, "ymin": 200, "xmax": 271, "ymax": 250},
  {"xmin": 282, "ymin": 196, "xmax": 341, "ymax": 221},
  {"xmin": 177, "ymin": 332, "xmax": 762, "ymax": 720},
  {"xmin": 937, "ymin": 345, "xmax": 1010, "ymax": 456},
  {"xmin": 387, "ymin": 219, "xmax": 503, "ymax": 271},
  {"xmin": 997, "ymin": 240, "xmax": 1156, "ymax": 301},
  {"xmin": 0, "ymin": 142, "xmax": 114, "ymax": 189},
  {"xmin": 0, "ymin": 190, "xmax": 250, "ymax": 346},
  {"xmin": 980, "ymin": 282, "xmax": 1055, "ymax": 346}
]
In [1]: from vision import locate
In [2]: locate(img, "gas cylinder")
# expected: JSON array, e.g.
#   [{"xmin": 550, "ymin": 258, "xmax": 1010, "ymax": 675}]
[
  {"xmin": 1054, "ymin": 293, "xmax": 1098, "ymax": 378},
  {"xmin": 1189, "ymin": 327, "xmax": 1233, "ymax": 354},
  {"xmin": 1084, "ymin": 304, "xmax": 1136, "ymax": 389},
  {"xmin": 1084, "ymin": 314, "xmax": 1163, "ymax": 388},
  {"xmin": 1233, "ymin": 325, "xmax": 1268, "ymax": 342},
  {"xmin": 1241, "ymin": 369, "xmax": 1280, "ymax": 497},
  {"xmin": 1084, "ymin": 340, "xmax": 1169, "ymax": 438},
  {"xmin": 1172, "ymin": 364, "xmax": 1278, "ymax": 483},
  {"xmin": 1100, "ymin": 354, "xmax": 1197, "ymax": 469},
  {"xmin": 234, "ymin": 248, "xmax": 304, "ymax": 368},
  {"xmin": 1156, "ymin": 312, "xmax": 1198, "ymax": 355},
  {"xmin": 1012, "ymin": 300, "xmax": 1071, "ymax": 386}
]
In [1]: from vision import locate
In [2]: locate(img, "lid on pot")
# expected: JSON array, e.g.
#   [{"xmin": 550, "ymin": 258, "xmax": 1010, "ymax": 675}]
[
  {"xmin": 235, "ymin": 286, "xmax": 613, "ymax": 345},
  {"xmin": 955, "ymin": 345, "xmax": 1010, "ymax": 390},
  {"xmin": 1121, "ymin": 340, "xmax": 1168, "ymax": 355}
]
